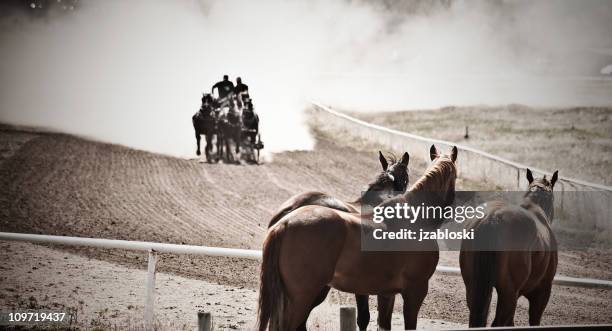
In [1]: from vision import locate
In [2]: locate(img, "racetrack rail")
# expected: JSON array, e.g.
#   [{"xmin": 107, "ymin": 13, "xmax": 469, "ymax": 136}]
[
  {"xmin": 2, "ymin": 231, "xmax": 611, "ymax": 289},
  {"xmin": 309, "ymin": 102, "xmax": 612, "ymax": 236}
]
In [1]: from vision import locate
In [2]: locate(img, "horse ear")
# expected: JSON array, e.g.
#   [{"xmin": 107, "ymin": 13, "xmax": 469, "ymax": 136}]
[
  {"xmin": 450, "ymin": 146, "xmax": 458, "ymax": 162},
  {"xmin": 400, "ymin": 152, "xmax": 410, "ymax": 166},
  {"xmin": 379, "ymin": 151, "xmax": 388, "ymax": 171},
  {"xmin": 526, "ymin": 168, "xmax": 534, "ymax": 184},
  {"xmin": 430, "ymin": 145, "xmax": 438, "ymax": 161},
  {"xmin": 551, "ymin": 170, "xmax": 558, "ymax": 188}
]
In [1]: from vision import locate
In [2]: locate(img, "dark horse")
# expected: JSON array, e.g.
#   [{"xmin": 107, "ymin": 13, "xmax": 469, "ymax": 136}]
[
  {"xmin": 241, "ymin": 106, "xmax": 259, "ymax": 145},
  {"xmin": 267, "ymin": 151, "xmax": 410, "ymax": 331},
  {"xmin": 258, "ymin": 145, "xmax": 458, "ymax": 330},
  {"xmin": 460, "ymin": 169, "xmax": 558, "ymax": 327},
  {"xmin": 218, "ymin": 102, "xmax": 242, "ymax": 164},
  {"xmin": 192, "ymin": 94, "xmax": 221, "ymax": 162}
]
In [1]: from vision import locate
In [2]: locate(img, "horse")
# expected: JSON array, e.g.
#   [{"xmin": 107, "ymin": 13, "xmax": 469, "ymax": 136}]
[
  {"xmin": 267, "ymin": 151, "xmax": 410, "ymax": 331},
  {"xmin": 192, "ymin": 94, "xmax": 221, "ymax": 163},
  {"xmin": 460, "ymin": 168, "xmax": 558, "ymax": 327},
  {"xmin": 218, "ymin": 103, "xmax": 242, "ymax": 164},
  {"xmin": 258, "ymin": 145, "xmax": 458, "ymax": 331},
  {"xmin": 241, "ymin": 107, "xmax": 259, "ymax": 146}
]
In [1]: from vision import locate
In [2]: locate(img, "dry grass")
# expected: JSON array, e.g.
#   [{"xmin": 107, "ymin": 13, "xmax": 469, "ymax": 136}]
[{"xmin": 351, "ymin": 105, "xmax": 612, "ymax": 186}]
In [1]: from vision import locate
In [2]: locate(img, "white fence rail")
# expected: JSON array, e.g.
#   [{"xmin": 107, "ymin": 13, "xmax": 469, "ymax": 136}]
[
  {"xmin": 309, "ymin": 102, "xmax": 612, "ymax": 235},
  {"xmin": 2, "ymin": 232, "xmax": 611, "ymax": 288}
]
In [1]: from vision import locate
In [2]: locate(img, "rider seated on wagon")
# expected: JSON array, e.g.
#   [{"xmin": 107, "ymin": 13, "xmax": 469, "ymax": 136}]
[
  {"xmin": 234, "ymin": 77, "xmax": 249, "ymax": 107},
  {"xmin": 211, "ymin": 74, "xmax": 235, "ymax": 106}
]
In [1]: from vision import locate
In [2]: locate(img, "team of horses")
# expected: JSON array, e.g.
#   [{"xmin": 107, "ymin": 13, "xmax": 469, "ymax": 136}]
[
  {"xmin": 257, "ymin": 145, "xmax": 559, "ymax": 330},
  {"xmin": 192, "ymin": 93, "xmax": 259, "ymax": 163}
]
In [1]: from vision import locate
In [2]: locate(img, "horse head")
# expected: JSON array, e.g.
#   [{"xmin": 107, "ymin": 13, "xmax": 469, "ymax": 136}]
[
  {"xmin": 201, "ymin": 93, "xmax": 214, "ymax": 107},
  {"xmin": 360, "ymin": 151, "xmax": 410, "ymax": 205},
  {"xmin": 525, "ymin": 168, "xmax": 558, "ymax": 222}
]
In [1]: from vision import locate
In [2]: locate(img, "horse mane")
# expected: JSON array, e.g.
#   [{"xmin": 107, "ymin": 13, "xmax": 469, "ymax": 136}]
[{"xmin": 409, "ymin": 156, "xmax": 456, "ymax": 192}]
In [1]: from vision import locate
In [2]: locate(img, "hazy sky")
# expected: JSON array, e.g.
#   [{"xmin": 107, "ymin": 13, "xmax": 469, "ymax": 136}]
[{"xmin": 1, "ymin": 0, "xmax": 611, "ymax": 156}]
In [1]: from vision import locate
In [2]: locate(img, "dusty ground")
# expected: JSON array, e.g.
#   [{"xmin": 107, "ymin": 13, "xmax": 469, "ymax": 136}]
[
  {"xmin": 0, "ymin": 241, "xmax": 462, "ymax": 330},
  {"xmin": 351, "ymin": 106, "xmax": 612, "ymax": 186},
  {"xmin": 0, "ymin": 119, "xmax": 611, "ymax": 329}
]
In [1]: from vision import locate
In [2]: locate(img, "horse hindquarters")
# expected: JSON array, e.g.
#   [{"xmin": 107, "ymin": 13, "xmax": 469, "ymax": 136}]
[{"xmin": 258, "ymin": 211, "xmax": 347, "ymax": 330}]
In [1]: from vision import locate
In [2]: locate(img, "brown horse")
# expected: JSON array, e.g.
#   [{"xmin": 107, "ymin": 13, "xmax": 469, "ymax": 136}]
[
  {"xmin": 258, "ymin": 145, "xmax": 458, "ymax": 330},
  {"xmin": 460, "ymin": 168, "xmax": 558, "ymax": 327},
  {"xmin": 267, "ymin": 151, "xmax": 410, "ymax": 331}
]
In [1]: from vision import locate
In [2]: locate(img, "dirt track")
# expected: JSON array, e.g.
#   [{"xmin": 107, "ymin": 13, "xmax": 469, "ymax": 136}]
[{"xmin": 1, "ymin": 122, "xmax": 611, "ymax": 327}]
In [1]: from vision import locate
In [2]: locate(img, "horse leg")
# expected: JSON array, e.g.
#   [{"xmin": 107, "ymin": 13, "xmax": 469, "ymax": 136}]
[
  {"xmin": 401, "ymin": 281, "xmax": 429, "ymax": 330},
  {"xmin": 376, "ymin": 294, "xmax": 395, "ymax": 331},
  {"xmin": 235, "ymin": 132, "xmax": 240, "ymax": 155},
  {"xmin": 355, "ymin": 294, "xmax": 370, "ymax": 331},
  {"xmin": 525, "ymin": 283, "xmax": 552, "ymax": 326},
  {"xmin": 492, "ymin": 253, "xmax": 529, "ymax": 327},
  {"xmin": 205, "ymin": 134, "xmax": 213, "ymax": 163},
  {"xmin": 284, "ymin": 286, "xmax": 329, "ymax": 331},
  {"xmin": 491, "ymin": 290, "xmax": 518, "ymax": 327},
  {"xmin": 195, "ymin": 132, "xmax": 201, "ymax": 156},
  {"xmin": 216, "ymin": 134, "xmax": 222, "ymax": 162},
  {"xmin": 235, "ymin": 133, "xmax": 241, "ymax": 163},
  {"xmin": 226, "ymin": 139, "xmax": 232, "ymax": 162},
  {"xmin": 296, "ymin": 286, "xmax": 331, "ymax": 331}
]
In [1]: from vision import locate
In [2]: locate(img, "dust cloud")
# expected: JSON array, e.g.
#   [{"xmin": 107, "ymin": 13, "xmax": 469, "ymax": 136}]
[{"xmin": 1, "ymin": 0, "xmax": 611, "ymax": 157}]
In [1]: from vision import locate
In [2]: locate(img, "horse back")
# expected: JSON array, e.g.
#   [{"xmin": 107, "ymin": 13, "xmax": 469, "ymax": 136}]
[{"xmin": 268, "ymin": 191, "xmax": 356, "ymax": 228}]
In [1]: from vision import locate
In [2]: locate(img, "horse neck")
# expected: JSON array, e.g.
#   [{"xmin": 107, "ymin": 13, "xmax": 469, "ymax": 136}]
[
  {"xmin": 402, "ymin": 161, "xmax": 455, "ymax": 214},
  {"xmin": 200, "ymin": 106, "xmax": 212, "ymax": 115},
  {"xmin": 406, "ymin": 173, "xmax": 447, "ymax": 203},
  {"xmin": 523, "ymin": 191, "xmax": 554, "ymax": 223},
  {"xmin": 351, "ymin": 192, "xmax": 384, "ymax": 207},
  {"xmin": 351, "ymin": 173, "xmax": 393, "ymax": 206}
]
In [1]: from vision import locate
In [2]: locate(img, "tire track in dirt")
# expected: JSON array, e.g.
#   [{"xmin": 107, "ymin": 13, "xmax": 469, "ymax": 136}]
[{"xmin": 195, "ymin": 166, "xmax": 264, "ymax": 243}]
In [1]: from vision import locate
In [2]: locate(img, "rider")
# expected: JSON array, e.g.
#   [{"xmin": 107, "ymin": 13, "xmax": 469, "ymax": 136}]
[
  {"xmin": 211, "ymin": 75, "xmax": 235, "ymax": 106},
  {"xmin": 234, "ymin": 77, "xmax": 249, "ymax": 108}
]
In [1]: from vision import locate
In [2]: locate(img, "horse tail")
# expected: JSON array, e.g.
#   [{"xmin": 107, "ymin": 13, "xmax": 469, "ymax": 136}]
[
  {"xmin": 257, "ymin": 224, "xmax": 287, "ymax": 331},
  {"xmin": 469, "ymin": 221, "xmax": 497, "ymax": 327}
]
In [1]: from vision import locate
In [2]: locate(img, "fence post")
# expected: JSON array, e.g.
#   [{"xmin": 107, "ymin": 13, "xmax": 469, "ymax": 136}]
[
  {"xmin": 340, "ymin": 305, "xmax": 356, "ymax": 331},
  {"xmin": 198, "ymin": 311, "xmax": 213, "ymax": 331},
  {"xmin": 144, "ymin": 249, "xmax": 158, "ymax": 331}
]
